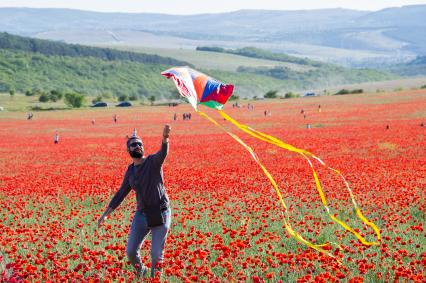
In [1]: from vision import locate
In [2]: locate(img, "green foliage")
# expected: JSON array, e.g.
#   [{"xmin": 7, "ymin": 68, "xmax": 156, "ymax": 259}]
[
  {"xmin": 49, "ymin": 90, "xmax": 63, "ymax": 102},
  {"xmin": 198, "ymin": 46, "xmax": 322, "ymax": 67},
  {"xmin": 9, "ymin": 89, "xmax": 15, "ymax": 96},
  {"xmin": 228, "ymin": 94, "xmax": 239, "ymax": 101},
  {"xmin": 196, "ymin": 46, "xmax": 225, "ymax": 53},
  {"xmin": 128, "ymin": 94, "xmax": 138, "ymax": 101},
  {"xmin": 0, "ymin": 33, "xmax": 397, "ymax": 101},
  {"xmin": 334, "ymin": 89, "xmax": 364, "ymax": 95},
  {"xmin": 284, "ymin": 92, "xmax": 299, "ymax": 98},
  {"xmin": 38, "ymin": 93, "xmax": 49, "ymax": 102},
  {"xmin": 118, "ymin": 94, "xmax": 129, "ymax": 102},
  {"xmin": 149, "ymin": 95, "xmax": 156, "ymax": 105},
  {"xmin": 92, "ymin": 95, "xmax": 103, "ymax": 104},
  {"xmin": 0, "ymin": 49, "xmax": 178, "ymax": 99},
  {"xmin": 0, "ymin": 32, "xmax": 189, "ymax": 67},
  {"xmin": 264, "ymin": 90, "xmax": 278, "ymax": 98},
  {"xmin": 64, "ymin": 92, "xmax": 85, "ymax": 108},
  {"xmin": 420, "ymin": 84, "xmax": 426, "ymax": 89}
]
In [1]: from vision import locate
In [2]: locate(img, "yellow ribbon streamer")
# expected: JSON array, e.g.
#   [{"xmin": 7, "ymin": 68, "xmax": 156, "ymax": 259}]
[
  {"xmin": 218, "ymin": 110, "xmax": 380, "ymax": 246},
  {"xmin": 197, "ymin": 110, "xmax": 340, "ymax": 262}
]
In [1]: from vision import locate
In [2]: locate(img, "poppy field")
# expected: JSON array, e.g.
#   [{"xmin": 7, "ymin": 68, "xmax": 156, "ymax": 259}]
[{"xmin": 1, "ymin": 90, "xmax": 425, "ymax": 282}]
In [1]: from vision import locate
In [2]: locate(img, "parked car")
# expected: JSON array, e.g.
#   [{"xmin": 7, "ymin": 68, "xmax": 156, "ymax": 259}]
[
  {"xmin": 91, "ymin": 102, "xmax": 108, "ymax": 107},
  {"xmin": 116, "ymin": 101, "xmax": 132, "ymax": 107},
  {"xmin": 303, "ymin": 92, "xmax": 317, "ymax": 97}
]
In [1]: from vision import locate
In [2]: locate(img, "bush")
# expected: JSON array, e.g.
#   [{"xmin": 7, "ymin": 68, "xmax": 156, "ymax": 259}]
[
  {"xmin": 334, "ymin": 89, "xmax": 363, "ymax": 95},
  {"xmin": 64, "ymin": 92, "xmax": 85, "ymax": 108},
  {"xmin": 284, "ymin": 92, "xmax": 299, "ymax": 99},
  {"xmin": 264, "ymin": 90, "xmax": 278, "ymax": 99},
  {"xmin": 229, "ymin": 95, "xmax": 239, "ymax": 101},
  {"xmin": 118, "ymin": 94, "xmax": 129, "ymax": 102},
  {"xmin": 92, "ymin": 95, "xmax": 103, "ymax": 104},
  {"xmin": 129, "ymin": 94, "xmax": 138, "ymax": 101},
  {"xmin": 149, "ymin": 95, "xmax": 156, "ymax": 105},
  {"xmin": 38, "ymin": 93, "xmax": 49, "ymax": 102},
  {"xmin": 420, "ymin": 84, "xmax": 426, "ymax": 89},
  {"xmin": 25, "ymin": 90, "xmax": 34, "ymax": 96},
  {"xmin": 49, "ymin": 90, "xmax": 63, "ymax": 102},
  {"xmin": 335, "ymin": 89, "xmax": 350, "ymax": 95}
]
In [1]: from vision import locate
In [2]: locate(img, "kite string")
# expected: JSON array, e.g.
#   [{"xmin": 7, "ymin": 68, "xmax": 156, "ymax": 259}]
[
  {"xmin": 196, "ymin": 110, "xmax": 340, "ymax": 261},
  {"xmin": 218, "ymin": 110, "xmax": 380, "ymax": 245}
]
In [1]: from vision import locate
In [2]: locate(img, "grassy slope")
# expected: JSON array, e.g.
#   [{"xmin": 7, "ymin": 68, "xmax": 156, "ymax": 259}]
[{"xmin": 111, "ymin": 46, "xmax": 315, "ymax": 72}]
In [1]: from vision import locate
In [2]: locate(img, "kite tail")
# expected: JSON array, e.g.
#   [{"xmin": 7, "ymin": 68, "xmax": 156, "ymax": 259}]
[
  {"xmin": 197, "ymin": 110, "xmax": 339, "ymax": 262},
  {"xmin": 218, "ymin": 110, "xmax": 380, "ymax": 246}
]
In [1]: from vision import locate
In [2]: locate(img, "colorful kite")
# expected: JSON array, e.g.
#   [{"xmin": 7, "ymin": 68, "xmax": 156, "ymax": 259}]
[
  {"xmin": 162, "ymin": 66, "xmax": 380, "ymax": 262},
  {"xmin": 161, "ymin": 67, "xmax": 234, "ymax": 110}
]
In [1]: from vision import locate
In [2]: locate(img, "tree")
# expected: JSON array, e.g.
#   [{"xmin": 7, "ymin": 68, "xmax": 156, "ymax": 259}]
[
  {"xmin": 129, "ymin": 94, "xmax": 138, "ymax": 101},
  {"xmin": 9, "ymin": 89, "xmax": 15, "ymax": 97},
  {"xmin": 229, "ymin": 94, "xmax": 240, "ymax": 101},
  {"xmin": 64, "ymin": 92, "xmax": 85, "ymax": 108},
  {"xmin": 118, "ymin": 94, "xmax": 129, "ymax": 102},
  {"xmin": 149, "ymin": 95, "xmax": 156, "ymax": 106},
  {"xmin": 92, "ymin": 95, "xmax": 103, "ymax": 104},
  {"xmin": 264, "ymin": 90, "xmax": 278, "ymax": 99},
  {"xmin": 39, "ymin": 93, "xmax": 49, "ymax": 102},
  {"xmin": 49, "ymin": 90, "xmax": 63, "ymax": 102},
  {"xmin": 284, "ymin": 92, "xmax": 299, "ymax": 99}
]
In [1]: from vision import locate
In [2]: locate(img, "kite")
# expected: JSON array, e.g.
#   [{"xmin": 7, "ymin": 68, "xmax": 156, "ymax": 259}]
[{"xmin": 162, "ymin": 66, "xmax": 380, "ymax": 262}]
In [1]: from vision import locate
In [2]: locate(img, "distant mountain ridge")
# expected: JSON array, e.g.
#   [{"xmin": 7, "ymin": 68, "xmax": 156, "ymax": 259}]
[{"xmin": 0, "ymin": 6, "xmax": 425, "ymax": 66}]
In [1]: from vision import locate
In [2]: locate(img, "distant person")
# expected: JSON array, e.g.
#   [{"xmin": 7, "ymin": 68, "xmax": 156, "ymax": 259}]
[
  {"xmin": 92, "ymin": 119, "xmax": 95, "ymax": 125},
  {"xmin": 264, "ymin": 110, "xmax": 267, "ymax": 117},
  {"xmin": 173, "ymin": 113, "xmax": 177, "ymax": 121},
  {"xmin": 306, "ymin": 123, "xmax": 311, "ymax": 129},
  {"xmin": 304, "ymin": 113, "xmax": 307, "ymax": 119},
  {"xmin": 54, "ymin": 131, "xmax": 59, "ymax": 144},
  {"xmin": 27, "ymin": 112, "xmax": 33, "ymax": 120},
  {"xmin": 301, "ymin": 109, "xmax": 304, "ymax": 114},
  {"xmin": 97, "ymin": 126, "xmax": 172, "ymax": 278},
  {"xmin": 188, "ymin": 113, "xmax": 191, "ymax": 120},
  {"xmin": 113, "ymin": 114, "xmax": 118, "ymax": 123},
  {"xmin": 421, "ymin": 122, "xmax": 424, "ymax": 127},
  {"xmin": 318, "ymin": 105, "xmax": 322, "ymax": 113},
  {"xmin": 386, "ymin": 125, "xmax": 390, "ymax": 130}
]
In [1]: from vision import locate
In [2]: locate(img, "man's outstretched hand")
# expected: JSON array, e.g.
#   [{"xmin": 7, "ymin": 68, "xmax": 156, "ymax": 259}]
[{"xmin": 163, "ymin": 124, "xmax": 171, "ymax": 139}]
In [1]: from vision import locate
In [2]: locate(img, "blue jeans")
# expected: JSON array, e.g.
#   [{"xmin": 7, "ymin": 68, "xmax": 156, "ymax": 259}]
[{"xmin": 126, "ymin": 208, "xmax": 171, "ymax": 276}]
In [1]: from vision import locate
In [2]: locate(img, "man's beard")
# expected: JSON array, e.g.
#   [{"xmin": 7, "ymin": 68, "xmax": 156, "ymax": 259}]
[{"xmin": 129, "ymin": 150, "xmax": 143, "ymax": 158}]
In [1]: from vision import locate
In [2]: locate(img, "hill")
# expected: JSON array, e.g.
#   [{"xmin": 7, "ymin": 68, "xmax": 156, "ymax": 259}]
[
  {"xmin": 0, "ymin": 32, "xmax": 188, "ymax": 66},
  {"xmin": 0, "ymin": 6, "xmax": 425, "ymax": 66},
  {"xmin": 0, "ymin": 33, "xmax": 397, "ymax": 100}
]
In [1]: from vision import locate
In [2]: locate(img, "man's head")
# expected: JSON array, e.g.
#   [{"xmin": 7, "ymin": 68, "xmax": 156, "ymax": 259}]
[{"xmin": 127, "ymin": 136, "xmax": 144, "ymax": 158}]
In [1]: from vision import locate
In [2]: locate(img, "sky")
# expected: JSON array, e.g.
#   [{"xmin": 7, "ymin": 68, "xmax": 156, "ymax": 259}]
[{"xmin": 0, "ymin": 0, "xmax": 425, "ymax": 14}]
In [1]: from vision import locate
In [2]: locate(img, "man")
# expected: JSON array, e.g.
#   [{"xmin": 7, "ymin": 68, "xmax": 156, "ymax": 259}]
[
  {"xmin": 98, "ymin": 125, "xmax": 172, "ymax": 278},
  {"xmin": 54, "ymin": 131, "xmax": 59, "ymax": 144}
]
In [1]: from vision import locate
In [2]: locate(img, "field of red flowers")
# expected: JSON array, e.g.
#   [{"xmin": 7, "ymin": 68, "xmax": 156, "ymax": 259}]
[{"xmin": 1, "ymin": 90, "xmax": 425, "ymax": 282}]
